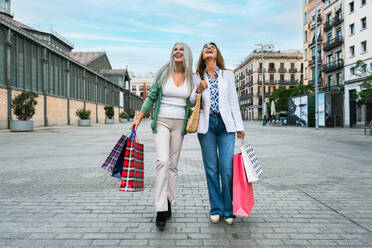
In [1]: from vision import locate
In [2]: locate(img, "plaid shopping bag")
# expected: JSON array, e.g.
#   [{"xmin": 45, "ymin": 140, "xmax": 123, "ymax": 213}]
[
  {"xmin": 119, "ymin": 133, "xmax": 144, "ymax": 192},
  {"xmin": 101, "ymin": 135, "xmax": 128, "ymax": 173}
]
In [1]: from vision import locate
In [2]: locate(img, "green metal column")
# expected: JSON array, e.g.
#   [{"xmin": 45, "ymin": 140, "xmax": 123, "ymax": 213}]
[{"xmin": 6, "ymin": 28, "xmax": 12, "ymax": 129}]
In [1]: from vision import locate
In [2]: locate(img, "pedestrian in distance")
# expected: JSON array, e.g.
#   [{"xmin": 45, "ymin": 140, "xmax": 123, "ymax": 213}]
[
  {"xmin": 130, "ymin": 42, "xmax": 193, "ymax": 230},
  {"xmin": 189, "ymin": 42, "xmax": 245, "ymax": 225}
]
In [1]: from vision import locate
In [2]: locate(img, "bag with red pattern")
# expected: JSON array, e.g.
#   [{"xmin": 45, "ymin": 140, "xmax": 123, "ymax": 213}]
[{"xmin": 119, "ymin": 130, "xmax": 144, "ymax": 192}]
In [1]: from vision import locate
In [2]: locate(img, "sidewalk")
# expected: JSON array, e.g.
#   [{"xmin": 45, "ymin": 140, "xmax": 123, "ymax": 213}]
[{"xmin": 0, "ymin": 120, "xmax": 371, "ymax": 247}]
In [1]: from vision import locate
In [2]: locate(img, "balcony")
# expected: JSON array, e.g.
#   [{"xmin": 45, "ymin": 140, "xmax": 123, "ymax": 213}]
[
  {"xmin": 257, "ymin": 68, "xmax": 266, "ymax": 73},
  {"xmin": 308, "ymin": 16, "xmax": 322, "ymax": 30},
  {"xmin": 323, "ymin": 36, "xmax": 343, "ymax": 51},
  {"xmin": 324, "ymin": 20, "xmax": 333, "ymax": 32},
  {"xmin": 333, "ymin": 15, "xmax": 343, "ymax": 27},
  {"xmin": 328, "ymin": 84, "xmax": 343, "ymax": 92},
  {"xmin": 278, "ymin": 68, "xmax": 287, "ymax": 73},
  {"xmin": 322, "ymin": 59, "xmax": 344, "ymax": 73},
  {"xmin": 240, "ymin": 94, "xmax": 252, "ymax": 100},
  {"xmin": 239, "ymin": 85, "xmax": 245, "ymax": 90},
  {"xmin": 289, "ymin": 68, "xmax": 297, "ymax": 73},
  {"xmin": 309, "ymin": 58, "xmax": 322, "ymax": 67},
  {"xmin": 247, "ymin": 69, "xmax": 253, "ymax": 75},
  {"xmin": 246, "ymin": 81, "xmax": 253, "ymax": 87},
  {"xmin": 239, "ymin": 74, "xmax": 246, "ymax": 80},
  {"xmin": 308, "ymin": 78, "xmax": 324, "ymax": 86},
  {"xmin": 278, "ymin": 80, "xmax": 299, "ymax": 85},
  {"xmin": 268, "ymin": 67, "xmax": 276, "ymax": 73},
  {"xmin": 308, "ymin": 38, "xmax": 322, "ymax": 48}
]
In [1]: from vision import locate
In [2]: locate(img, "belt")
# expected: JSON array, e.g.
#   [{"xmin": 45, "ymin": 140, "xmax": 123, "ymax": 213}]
[{"xmin": 209, "ymin": 112, "xmax": 221, "ymax": 117}]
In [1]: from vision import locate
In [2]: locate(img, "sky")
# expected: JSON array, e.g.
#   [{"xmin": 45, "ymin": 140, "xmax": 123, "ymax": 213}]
[{"xmin": 12, "ymin": 0, "xmax": 303, "ymax": 75}]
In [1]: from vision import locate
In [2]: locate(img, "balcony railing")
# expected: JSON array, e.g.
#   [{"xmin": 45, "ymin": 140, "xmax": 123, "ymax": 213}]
[
  {"xmin": 324, "ymin": 20, "xmax": 333, "ymax": 32},
  {"xmin": 257, "ymin": 68, "xmax": 266, "ymax": 73},
  {"xmin": 308, "ymin": 16, "xmax": 322, "ymax": 30},
  {"xmin": 289, "ymin": 68, "xmax": 297, "ymax": 73},
  {"xmin": 278, "ymin": 80, "xmax": 299, "ymax": 85},
  {"xmin": 278, "ymin": 68, "xmax": 287, "ymax": 73},
  {"xmin": 309, "ymin": 38, "xmax": 322, "ymax": 48},
  {"xmin": 309, "ymin": 58, "xmax": 322, "ymax": 67},
  {"xmin": 322, "ymin": 59, "xmax": 344, "ymax": 73},
  {"xmin": 308, "ymin": 78, "xmax": 324, "ymax": 86},
  {"xmin": 323, "ymin": 36, "xmax": 343, "ymax": 51},
  {"xmin": 240, "ymin": 94, "xmax": 252, "ymax": 100},
  {"xmin": 333, "ymin": 15, "xmax": 343, "ymax": 27},
  {"xmin": 328, "ymin": 84, "xmax": 343, "ymax": 92},
  {"xmin": 246, "ymin": 81, "xmax": 253, "ymax": 87},
  {"xmin": 268, "ymin": 68, "xmax": 276, "ymax": 73},
  {"xmin": 239, "ymin": 85, "xmax": 245, "ymax": 90},
  {"xmin": 247, "ymin": 69, "xmax": 253, "ymax": 75}
]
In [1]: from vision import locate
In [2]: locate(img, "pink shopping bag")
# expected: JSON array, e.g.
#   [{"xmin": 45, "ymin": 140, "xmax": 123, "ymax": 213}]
[{"xmin": 233, "ymin": 153, "xmax": 255, "ymax": 216}]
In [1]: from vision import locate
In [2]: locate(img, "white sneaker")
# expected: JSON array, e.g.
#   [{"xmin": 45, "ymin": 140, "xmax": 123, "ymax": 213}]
[
  {"xmin": 224, "ymin": 217, "xmax": 234, "ymax": 225},
  {"xmin": 210, "ymin": 215, "xmax": 220, "ymax": 224}
]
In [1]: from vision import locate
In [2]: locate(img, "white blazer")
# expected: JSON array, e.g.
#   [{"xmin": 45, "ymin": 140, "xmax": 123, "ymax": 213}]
[{"xmin": 190, "ymin": 70, "xmax": 244, "ymax": 134}]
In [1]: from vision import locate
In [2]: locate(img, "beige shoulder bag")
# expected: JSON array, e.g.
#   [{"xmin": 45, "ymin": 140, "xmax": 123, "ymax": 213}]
[{"xmin": 186, "ymin": 94, "xmax": 202, "ymax": 133}]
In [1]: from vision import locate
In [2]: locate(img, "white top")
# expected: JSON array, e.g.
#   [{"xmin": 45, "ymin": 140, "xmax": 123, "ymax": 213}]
[{"xmin": 158, "ymin": 77, "xmax": 190, "ymax": 119}]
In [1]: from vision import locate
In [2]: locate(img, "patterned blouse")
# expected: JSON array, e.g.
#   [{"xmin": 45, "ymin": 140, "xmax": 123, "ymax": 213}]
[{"xmin": 206, "ymin": 66, "xmax": 220, "ymax": 114}]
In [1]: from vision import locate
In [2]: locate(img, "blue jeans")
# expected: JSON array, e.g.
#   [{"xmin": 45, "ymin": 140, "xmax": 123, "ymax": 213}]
[{"xmin": 198, "ymin": 113, "xmax": 235, "ymax": 218}]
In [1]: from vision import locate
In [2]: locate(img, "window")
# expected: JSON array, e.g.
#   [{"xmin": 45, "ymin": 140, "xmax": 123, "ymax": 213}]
[
  {"xmin": 350, "ymin": 67, "xmax": 355, "ymax": 75},
  {"xmin": 270, "ymin": 74, "xmax": 274, "ymax": 81},
  {"xmin": 328, "ymin": 75, "xmax": 333, "ymax": 86},
  {"xmin": 350, "ymin": 45, "xmax": 355, "ymax": 56},
  {"xmin": 304, "ymin": 11, "xmax": 307, "ymax": 24},
  {"xmin": 280, "ymin": 63, "xmax": 284, "ymax": 69},
  {"xmin": 336, "ymin": 51, "xmax": 342, "ymax": 60},
  {"xmin": 361, "ymin": 17, "xmax": 367, "ymax": 29},
  {"xmin": 304, "ymin": 31, "xmax": 308, "ymax": 42},
  {"xmin": 336, "ymin": 29, "xmax": 342, "ymax": 39},
  {"xmin": 327, "ymin": 33, "xmax": 333, "ymax": 42},
  {"xmin": 132, "ymin": 85, "xmax": 136, "ymax": 91},
  {"xmin": 326, "ymin": 13, "xmax": 332, "ymax": 23},
  {"xmin": 290, "ymin": 63, "xmax": 295, "ymax": 68},
  {"xmin": 350, "ymin": 23, "xmax": 355, "ymax": 34},
  {"xmin": 336, "ymin": 73, "xmax": 342, "ymax": 86},
  {"xmin": 361, "ymin": 41, "xmax": 367, "ymax": 53},
  {"xmin": 139, "ymin": 85, "xmax": 143, "ymax": 91},
  {"xmin": 361, "ymin": 64, "xmax": 367, "ymax": 73},
  {"xmin": 269, "ymin": 63, "xmax": 275, "ymax": 69},
  {"xmin": 327, "ymin": 54, "xmax": 332, "ymax": 63},
  {"xmin": 349, "ymin": 1, "xmax": 354, "ymax": 13},
  {"xmin": 291, "ymin": 74, "xmax": 295, "ymax": 81},
  {"xmin": 280, "ymin": 74, "xmax": 284, "ymax": 81},
  {"xmin": 305, "ymin": 49, "xmax": 308, "ymax": 60},
  {"xmin": 361, "ymin": 0, "xmax": 366, "ymax": 6},
  {"xmin": 305, "ymin": 67, "xmax": 308, "ymax": 79}
]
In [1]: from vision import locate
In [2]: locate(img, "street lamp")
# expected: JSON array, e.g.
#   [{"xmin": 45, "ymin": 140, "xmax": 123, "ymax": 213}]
[
  {"xmin": 309, "ymin": 0, "xmax": 322, "ymax": 130},
  {"xmin": 124, "ymin": 66, "xmax": 130, "ymax": 121},
  {"xmin": 255, "ymin": 44, "xmax": 265, "ymax": 126}
]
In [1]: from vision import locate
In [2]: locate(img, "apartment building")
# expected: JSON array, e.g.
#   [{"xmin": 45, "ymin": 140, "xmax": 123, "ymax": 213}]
[
  {"xmin": 343, "ymin": 0, "xmax": 372, "ymax": 127},
  {"xmin": 130, "ymin": 72, "xmax": 155, "ymax": 99},
  {"xmin": 234, "ymin": 45, "xmax": 303, "ymax": 120},
  {"xmin": 303, "ymin": 0, "xmax": 325, "ymax": 87}
]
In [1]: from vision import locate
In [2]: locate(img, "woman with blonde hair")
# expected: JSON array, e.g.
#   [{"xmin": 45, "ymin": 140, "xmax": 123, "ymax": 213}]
[
  {"xmin": 190, "ymin": 42, "xmax": 244, "ymax": 225},
  {"xmin": 130, "ymin": 42, "xmax": 193, "ymax": 230}
]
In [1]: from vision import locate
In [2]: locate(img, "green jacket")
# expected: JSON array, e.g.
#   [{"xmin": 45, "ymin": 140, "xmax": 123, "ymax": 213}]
[{"xmin": 140, "ymin": 79, "xmax": 191, "ymax": 135}]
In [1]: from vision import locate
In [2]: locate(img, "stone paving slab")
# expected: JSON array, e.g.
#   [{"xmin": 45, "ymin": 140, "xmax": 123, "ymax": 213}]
[{"xmin": 0, "ymin": 120, "xmax": 372, "ymax": 247}]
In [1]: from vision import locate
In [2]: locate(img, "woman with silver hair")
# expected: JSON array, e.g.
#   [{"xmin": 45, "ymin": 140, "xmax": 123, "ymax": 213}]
[{"xmin": 130, "ymin": 42, "xmax": 193, "ymax": 230}]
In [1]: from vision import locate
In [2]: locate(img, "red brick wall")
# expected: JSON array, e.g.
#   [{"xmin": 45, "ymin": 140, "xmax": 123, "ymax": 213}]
[
  {"xmin": 47, "ymin": 96, "xmax": 67, "ymax": 126},
  {"xmin": 70, "ymin": 100, "xmax": 84, "ymax": 125}
]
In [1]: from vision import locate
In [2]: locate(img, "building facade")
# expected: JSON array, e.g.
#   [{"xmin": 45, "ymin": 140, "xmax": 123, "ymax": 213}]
[
  {"xmin": 234, "ymin": 45, "xmax": 303, "ymax": 120},
  {"xmin": 0, "ymin": 3, "xmax": 142, "ymax": 130},
  {"xmin": 343, "ymin": 0, "xmax": 372, "ymax": 127},
  {"xmin": 303, "ymin": 0, "xmax": 325, "ymax": 88},
  {"xmin": 130, "ymin": 72, "xmax": 155, "ymax": 99}
]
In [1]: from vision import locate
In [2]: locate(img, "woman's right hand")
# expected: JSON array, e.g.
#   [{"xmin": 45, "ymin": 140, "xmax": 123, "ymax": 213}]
[
  {"xmin": 130, "ymin": 119, "xmax": 141, "ymax": 131},
  {"xmin": 196, "ymin": 80, "xmax": 208, "ymax": 93}
]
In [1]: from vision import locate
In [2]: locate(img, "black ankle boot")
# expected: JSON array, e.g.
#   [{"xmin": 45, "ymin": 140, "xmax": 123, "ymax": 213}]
[
  {"xmin": 165, "ymin": 200, "xmax": 172, "ymax": 219},
  {"xmin": 156, "ymin": 211, "xmax": 167, "ymax": 230}
]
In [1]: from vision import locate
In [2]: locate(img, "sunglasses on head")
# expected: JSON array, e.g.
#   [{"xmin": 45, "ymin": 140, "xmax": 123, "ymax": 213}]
[{"xmin": 203, "ymin": 42, "xmax": 217, "ymax": 49}]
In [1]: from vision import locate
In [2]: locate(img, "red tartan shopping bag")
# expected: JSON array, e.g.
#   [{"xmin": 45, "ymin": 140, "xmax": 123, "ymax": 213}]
[{"xmin": 119, "ymin": 132, "xmax": 144, "ymax": 192}]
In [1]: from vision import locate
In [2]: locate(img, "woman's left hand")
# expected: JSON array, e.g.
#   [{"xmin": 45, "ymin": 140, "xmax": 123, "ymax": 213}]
[{"xmin": 237, "ymin": 131, "xmax": 245, "ymax": 139}]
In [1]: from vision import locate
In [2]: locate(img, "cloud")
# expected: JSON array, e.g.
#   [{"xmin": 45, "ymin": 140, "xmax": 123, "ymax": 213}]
[{"xmin": 65, "ymin": 33, "xmax": 150, "ymax": 43}]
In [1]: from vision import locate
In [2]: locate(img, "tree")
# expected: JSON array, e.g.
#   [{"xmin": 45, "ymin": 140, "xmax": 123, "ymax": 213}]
[
  {"xmin": 352, "ymin": 60, "xmax": 372, "ymax": 134},
  {"xmin": 12, "ymin": 91, "xmax": 38, "ymax": 121},
  {"xmin": 352, "ymin": 60, "xmax": 372, "ymax": 106},
  {"xmin": 270, "ymin": 84, "xmax": 314, "ymax": 112}
]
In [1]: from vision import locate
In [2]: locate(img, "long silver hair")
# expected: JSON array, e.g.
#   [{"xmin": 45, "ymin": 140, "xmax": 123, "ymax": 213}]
[{"xmin": 154, "ymin": 42, "xmax": 193, "ymax": 94}]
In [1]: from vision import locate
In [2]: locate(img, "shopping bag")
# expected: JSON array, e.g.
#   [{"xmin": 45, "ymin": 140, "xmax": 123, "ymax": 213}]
[
  {"xmin": 240, "ymin": 140, "xmax": 263, "ymax": 182},
  {"xmin": 186, "ymin": 93, "xmax": 202, "ymax": 133},
  {"xmin": 233, "ymin": 153, "xmax": 255, "ymax": 216},
  {"xmin": 120, "ymin": 131, "xmax": 144, "ymax": 192},
  {"xmin": 101, "ymin": 134, "xmax": 128, "ymax": 173},
  {"xmin": 111, "ymin": 136, "xmax": 128, "ymax": 179}
]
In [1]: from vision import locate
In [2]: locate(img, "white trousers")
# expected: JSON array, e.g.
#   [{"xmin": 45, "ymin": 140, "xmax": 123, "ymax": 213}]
[{"xmin": 154, "ymin": 117, "xmax": 184, "ymax": 212}]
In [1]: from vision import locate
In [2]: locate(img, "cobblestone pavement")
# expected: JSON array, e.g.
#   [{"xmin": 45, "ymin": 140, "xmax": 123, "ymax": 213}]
[{"xmin": 0, "ymin": 120, "xmax": 372, "ymax": 247}]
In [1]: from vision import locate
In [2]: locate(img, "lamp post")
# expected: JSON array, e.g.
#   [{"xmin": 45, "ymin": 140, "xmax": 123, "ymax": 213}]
[
  {"xmin": 255, "ymin": 44, "xmax": 265, "ymax": 125},
  {"xmin": 124, "ymin": 66, "xmax": 130, "ymax": 121},
  {"xmin": 309, "ymin": 0, "xmax": 321, "ymax": 130}
]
